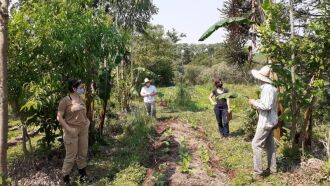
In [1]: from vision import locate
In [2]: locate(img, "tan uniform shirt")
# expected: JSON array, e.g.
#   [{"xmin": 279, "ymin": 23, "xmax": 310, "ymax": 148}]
[{"xmin": 58, "ymin": 96, "xmax": 89, "ymax": 126}]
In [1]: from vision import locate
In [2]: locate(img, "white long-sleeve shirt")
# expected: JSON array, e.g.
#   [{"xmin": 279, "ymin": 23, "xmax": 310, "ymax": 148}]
[
  {"xmin": 251, "ymin": 83, "xmax": 278, "ymax": 129},
  {"xmin": 140, "ymin": 85, "xmax": 157, "ymax": 103}
]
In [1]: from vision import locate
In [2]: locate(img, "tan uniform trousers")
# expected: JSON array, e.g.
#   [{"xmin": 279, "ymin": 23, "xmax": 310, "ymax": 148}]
[{"xmin": 62, "ymin": 123, "xmax": 89, "ymax": 176}]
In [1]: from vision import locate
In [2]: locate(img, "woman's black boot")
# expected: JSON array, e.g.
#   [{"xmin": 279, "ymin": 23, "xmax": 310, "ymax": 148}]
[
  {"xmin": 63, "ymin": 175, "xmax": 71, "ymax": 186},
  {"xmin": 78, "ymin": 167, "xmax": 88, "ymax": 183}
]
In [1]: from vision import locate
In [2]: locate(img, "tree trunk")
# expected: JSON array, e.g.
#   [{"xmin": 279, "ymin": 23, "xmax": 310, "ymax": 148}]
[
  {"xmin": 274, "ymin": 101, "xmax": 284, "ymax": 141},
  {"xmin": 22, "ymin": 126, "xmax": 28, "ymax": 155},
  {"xmin": 85, "ymin": 82, "xmax": 93, "ymax": 123},
  {"xmin": 327, "ymin": 130, "xmax": 330, "ymax": 161},
  {"xmin": 306, "ymin": 113, "xmax": 312, "ymax": 146},
  {"xmin": 0, "ymin": 0, "xmax": 9, "ymax": 178},
  {"xmin": 289, "ymin": 0, "xmax": 298, "ymax": 146},
  {"xmin": 299, "ymin": 96, "xmax": 316, "ymax": 147},
  {"xmin": 99, "ymin": 100, "xmax": 107, "ymax": 135},
  {"xmin": 250, "ymin": 0, "xmax": 256, "ymax": 66}
]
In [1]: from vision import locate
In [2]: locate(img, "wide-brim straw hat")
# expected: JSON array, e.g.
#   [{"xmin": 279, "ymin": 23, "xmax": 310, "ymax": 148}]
[
  {"xmin": 143, "ymin": 78, "xmax": 152, "ymax": 85},
  {"xmin": 251, "ymin": 65, "xmax": 273, "ymax": 83}
]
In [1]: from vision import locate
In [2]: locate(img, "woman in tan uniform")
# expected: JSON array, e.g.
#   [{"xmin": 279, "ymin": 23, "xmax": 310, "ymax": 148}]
[{"xmin": 57, "ymin": 79, "xmax": 90, "ymax": 185}]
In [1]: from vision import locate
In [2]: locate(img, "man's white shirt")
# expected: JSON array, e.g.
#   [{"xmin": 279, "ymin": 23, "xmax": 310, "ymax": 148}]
[
  {"xmin": 141, "ymin": 85, "xmax": 157, "ymax": 103},
  {"xmin": 251, "ymin": 83, "xmax": 278, "ymax": 128}
]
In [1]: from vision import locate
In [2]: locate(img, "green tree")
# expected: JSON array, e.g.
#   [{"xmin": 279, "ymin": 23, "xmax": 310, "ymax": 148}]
[
  {"xmin": 259, "ymin": 0, "xmax": 330, "ymax": 148},
  {"xmin": 93, "ymin": 0, "xmax": 158, "ymax": 112},
  {"xmin": 132, "ymin": 25, "xmax": 176, "ymax": 86},
  {"xmin": 221, "ymin": 0, "xmax": 251, "ymax": 65},
  {"xmin": 9, "ymin": 0, "xmax": 127, "ymax": 147},
  {"xmin": 94, "ymin": 0, "xmax": 158, "ymax": 32}
]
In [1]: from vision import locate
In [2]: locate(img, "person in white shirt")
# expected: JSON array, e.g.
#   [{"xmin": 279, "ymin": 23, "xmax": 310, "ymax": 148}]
[
  {"xmin": 248, "ymin": 65, "xmax": 278, "ymax": 178},
  {"xmin": 140, "ymin": 78, "xmax": 157, "ymax": 117}
]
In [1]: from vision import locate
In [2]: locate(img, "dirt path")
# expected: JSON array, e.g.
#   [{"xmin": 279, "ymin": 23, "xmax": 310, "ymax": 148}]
[{"xmin": 144, "ymin": 119, "xmax": 229, "ymax": 186}]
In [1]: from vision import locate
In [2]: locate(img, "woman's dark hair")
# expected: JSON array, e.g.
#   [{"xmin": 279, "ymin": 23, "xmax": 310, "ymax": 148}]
[
  {"xmin": 68, "ymin": 78, "xmax": 82, "ymax": 93},
  {"xmin": 214, "ymin": 79, "xmax": 223, "ymax": 88}
]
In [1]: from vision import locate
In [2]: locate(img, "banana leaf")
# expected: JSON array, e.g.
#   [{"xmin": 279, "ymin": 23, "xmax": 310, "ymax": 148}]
[
  {"xmin": 199, "ymin": 17, "xmax": 252, "ymax": 41},
  {"xmin": 216, "ymin": 92, "xmax": 239, "ymax": 99}
]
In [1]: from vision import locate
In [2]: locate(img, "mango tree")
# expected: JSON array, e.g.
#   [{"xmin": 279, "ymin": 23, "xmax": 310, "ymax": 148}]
[{"xmin": 9, "ymin": 0, "xmax": 127, "ymax": 147}]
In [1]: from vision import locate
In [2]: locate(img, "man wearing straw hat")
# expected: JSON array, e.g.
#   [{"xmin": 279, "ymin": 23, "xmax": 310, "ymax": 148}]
[
  {"xmin": 140, "ymin": 78, "xmax": 157, "ymax": 117},
  {"xmin": 248, "ymin": 65, "xmax": 278, "ymax": 178}
]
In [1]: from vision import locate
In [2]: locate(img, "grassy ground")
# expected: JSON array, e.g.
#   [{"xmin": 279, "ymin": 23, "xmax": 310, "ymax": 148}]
[
  {"xmin": 7, "ymin": 109, "xmax": 154, "ymax": 185},
  {"xmin": 6, "ymin": 83, "xmax": 329, "ymax": 185},
  {"xmin": 157, "ymin": 84, "xmax": 329, "ymax": 186}
]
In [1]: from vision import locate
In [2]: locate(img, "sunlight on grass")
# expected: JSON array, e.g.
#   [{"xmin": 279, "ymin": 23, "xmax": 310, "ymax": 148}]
[{"xmin": 158, "ymin": 84, "xmax": 292, "ymax": 185}]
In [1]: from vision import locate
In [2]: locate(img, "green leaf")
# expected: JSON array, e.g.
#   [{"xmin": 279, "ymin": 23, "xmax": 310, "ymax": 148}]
[
  {"xmin": 216, "ymin": 92, "xmax": 239, "ymax": 99},
  {"xmin": 262, "ymin": 0, "xmax": 271, "ymax": 11},
  {"xmin": 199, "ymin": 17, "xmax": 252, "ymax": 41}
]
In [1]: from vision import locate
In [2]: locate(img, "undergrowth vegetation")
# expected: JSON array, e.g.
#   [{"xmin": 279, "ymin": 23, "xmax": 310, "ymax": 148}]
[{"xmin": 158, "ymin": 84, "xmax": 329, "ymax": 185}]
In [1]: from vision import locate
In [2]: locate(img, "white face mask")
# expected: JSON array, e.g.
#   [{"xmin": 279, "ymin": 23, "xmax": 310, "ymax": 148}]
[{"xmin": 76, "ymin": 87, "xmax": 85, "ymax": 95}]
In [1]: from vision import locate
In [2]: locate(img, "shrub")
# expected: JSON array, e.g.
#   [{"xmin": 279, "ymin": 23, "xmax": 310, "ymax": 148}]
[
  {"xmin": 231, "ymin": 170, "xmax": 253, "ymax": 186},
  {"xmin": 184, "ymin": 65, "xmax": 204, "ymax": 85},
  {"xmin": 111, "ymin": 163, "xmax": 147, "ymax": 186},
  {"xmin": 195, "ymin": 63, "xmax": 254, "ymax": 85},
  {"xmin": 243, "ymin": 108, "xmax": 258, "ymax": 140},
  {"xmin": 171, "ymin": 84, "xmax": 200, "ymax": 111},
  {"xmin": 282, "ymin": 145, "xmax": 302, "ymax": 161},
  {"xmin": 319, "ymin": 161, "xmax": 330, "ymax": 183}
]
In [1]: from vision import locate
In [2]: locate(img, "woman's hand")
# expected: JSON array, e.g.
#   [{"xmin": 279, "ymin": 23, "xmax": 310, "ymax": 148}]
[
  {"xmin": 212, "ymin": 102, "xmax": 217, "ymax": 106},
  {"xmin": 64, "ymin": 125, "xmax": 75, "ymax": 134}
]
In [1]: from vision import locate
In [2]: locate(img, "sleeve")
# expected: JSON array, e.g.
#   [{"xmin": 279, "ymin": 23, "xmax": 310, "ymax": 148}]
[
  {"xmin": 140, "ymin": 87, "xmax": 145, "ymax": 95},
  {"xmin": 58, "ymin": 97, "xmax": 68, "ymax": 113},
  {"xmin": 153, "ymin": 86, "xmax": 157, "ymax": 93},
  {"xmin": 211, "ymin": 89, "xmax": 216, "ymax": 96},
  {"xmin": 252, "ymin": 87, "xmax": 274, "ymax": 111}
]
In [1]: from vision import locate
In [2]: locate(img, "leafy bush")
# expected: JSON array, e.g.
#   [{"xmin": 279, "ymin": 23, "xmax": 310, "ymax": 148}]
[
  {"xmin": 194, "ymin": 63, "xmax": 254, "ymax": 85},
  {"xmin": 184, "ymin": 65, "xmax": 204, "ymax": 85},
  {"xmin": 111, "ymin": 163, "xmax": 147, "ymax": 186},
  {"xmin": 108, "ymin": 110, "xmax": 154, "ymax": 170},
  {"xmin": 319, "ymin": 161, "xmax": 330, "ymax": 183},
  {"xmin": 171, "ymin": 84, "xmax": 200, "ymax": 111},
  {"xmin": 231, "ymin": 170, "xmax": 253, "ymax": 186},
  {"xmin": 243, "ymin": 108, "xmax": 258, "ymax": 140}
]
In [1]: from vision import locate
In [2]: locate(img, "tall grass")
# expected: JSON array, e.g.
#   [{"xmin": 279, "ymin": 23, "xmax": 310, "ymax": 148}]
[{"xmin": 91, "ymin": 110, "xmax": 155, "ymax": 185}]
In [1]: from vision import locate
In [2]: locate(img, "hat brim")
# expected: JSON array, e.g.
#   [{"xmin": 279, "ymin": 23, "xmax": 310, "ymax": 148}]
[
  {"xmin": 251, "ymin": 69, "xmax": 272, "ymax": 83},
  {"xmin": 142, "ymin": 80, "xmax": 151, "ymax": 85}
]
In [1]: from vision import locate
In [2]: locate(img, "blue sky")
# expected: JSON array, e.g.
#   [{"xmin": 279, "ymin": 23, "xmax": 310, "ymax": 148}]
[{"xmin": 151, "ymin": 0, "xmax": 226, "ymax": 44}]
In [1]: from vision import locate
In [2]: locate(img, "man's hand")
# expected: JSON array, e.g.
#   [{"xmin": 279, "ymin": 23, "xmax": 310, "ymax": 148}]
[{"xmin": 248, "ymin": 99, "xmax": 255, "ymax": 106}]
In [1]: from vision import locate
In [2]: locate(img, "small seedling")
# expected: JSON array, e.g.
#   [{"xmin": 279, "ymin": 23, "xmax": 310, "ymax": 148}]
[
  {"xmin": 199, "ymin": 146, "xmax": 213, "ymax": 177},
  {"xmin": 164, "ymin": 128, "xmax": 173, "ymax": 137},
  {"xmin": 152, "ymin": 163, "xmax": 167, "ymax": 186},
  {"xmin": 179, "ymin": 136, "xmax": 188, "ymax": 147},
  {"xmin": 178, "ymin": 137, "xmax": 195, "ymax": 174},
  {"xmin": 179, "ymin": 149, "xmax": 192, "ymax": 173},
  {"xmin": 163, "ymin": 140, "xmax": 170, "ymax": 146},
  {"xmin": 161, "ymin": 147, "xmax": 170, "ymax": 153},
  {"xmin": 191, "ymin": 118, "xmax": 199, "ymax": 130}
]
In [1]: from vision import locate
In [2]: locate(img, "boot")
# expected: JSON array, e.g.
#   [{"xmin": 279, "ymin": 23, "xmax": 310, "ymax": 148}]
[
  {"xmin": 63, "ymin": 175, "xmax": 71, "ymax": 186},
  {"xmin": 78, "ymin": 167, "xmax": 88, "ymax": 183}
]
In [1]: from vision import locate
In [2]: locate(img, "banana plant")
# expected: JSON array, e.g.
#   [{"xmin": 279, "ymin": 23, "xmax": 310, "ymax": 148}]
[{"xmin": 199, "ymin": 17, "xmax": 252, "ymax": 41}]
